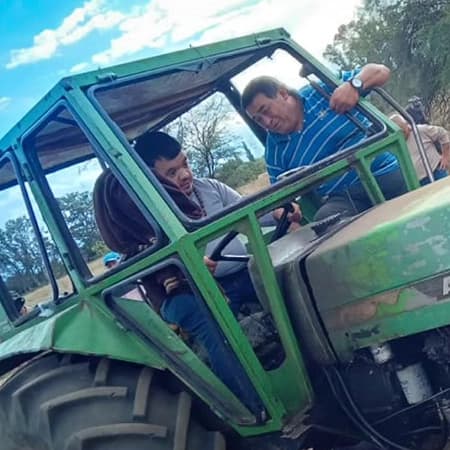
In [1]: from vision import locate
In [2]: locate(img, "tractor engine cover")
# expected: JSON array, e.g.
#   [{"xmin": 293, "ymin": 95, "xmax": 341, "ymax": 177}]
[{"xmin": 305, "ymin": 180, "xmax": 450, "ymax": 360}]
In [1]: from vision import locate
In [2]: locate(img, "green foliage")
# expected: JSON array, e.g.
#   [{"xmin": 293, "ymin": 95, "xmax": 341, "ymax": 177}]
[
  {"xmin": 216, "ymin": 157, "xmax": 266, "ymax": 189},
  {"xmin": 57, "ymin": 191, "xmax": 102, "ymax": 260},
  {"xmin": 0, "ymin": 190, "xmax": 105, "ymax": 295},
  {"xmin": 0, "ymin": 216, "xmax": 47, "ymax": 293},
  {"xmin": 324, "ymin": 0, "xmax": 450, "ymax": 124}
]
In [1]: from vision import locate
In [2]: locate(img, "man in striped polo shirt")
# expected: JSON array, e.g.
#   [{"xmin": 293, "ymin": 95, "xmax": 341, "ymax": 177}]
[{"xmin": 242, "ymin": 64, "xmax": 407, "ymax": 221}]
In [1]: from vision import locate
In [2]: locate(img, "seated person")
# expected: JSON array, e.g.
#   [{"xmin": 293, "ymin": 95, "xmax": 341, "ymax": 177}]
[
  {"xmin": 93, "ymin": 133, "xmax": 280, "ymax": 412},
  {"xmin": 103, "ymin": 251, "xmax": 121, "ymax": 270},
  {"xmin": 132, "ymin": 131, "xmax": 297, "ymax": 314},
  {"xmin": 390, "ymin": 114, "xmax": 450, "ymax": 185},
  {"xmin": 10, "ymin": 291, "xmax": 28, "ymax": 316}
]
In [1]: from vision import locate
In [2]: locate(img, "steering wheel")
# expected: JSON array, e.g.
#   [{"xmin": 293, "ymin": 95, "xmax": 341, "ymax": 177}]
[
  {"xmin": 270, "ymin": 203, "xmax": 294, "ymax": 242},
  {"xmin": 208, "ymin": 203, "xmax": 294, "ymax": 262}
]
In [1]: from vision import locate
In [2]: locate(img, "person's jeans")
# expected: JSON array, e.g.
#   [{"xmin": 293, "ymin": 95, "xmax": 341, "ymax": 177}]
[
  {"xmin": 314, "ymin": 168, "xmax": 407, "ymax": 221},
  {"xmin": 420, "ymin": 168, "xmax": 448, "ymax": 186},
  {"xmin": 217, "ymin": 267, "xmax": 259, "ymax": 315},
  {"xmin": 160, "ymin": 291, "xmax": 263, "ymax": 413}
]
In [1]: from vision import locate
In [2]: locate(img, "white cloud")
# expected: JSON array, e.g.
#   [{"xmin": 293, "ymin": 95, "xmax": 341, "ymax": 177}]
[
  {"xmin": 90, "ymin": 0, "xmax": 362, "ymax": 67},
  {"xmin": 91, "ymin": 3, "xmax": 170, "ymax": 65},
  {"xmin": 90, "ymin": 0, "xmax": 271, "ymax": 66},
  {"xmin": 0, "ymin": 97, "xmax": 12, "ymax": 111},
  {"xmin": 69, "ymin": 62, "xmax": 91, "ymax": 74},
  {"xmin": 187, "ymin": 0, "xmax": 362, "ymax": 61},
  {"xmin": 6, "ymin": 0, "xmax": 362, "ymax": 73},
  {"xmin": 6, "ymin": 0, "xmax": 126, "ymax": 69}
]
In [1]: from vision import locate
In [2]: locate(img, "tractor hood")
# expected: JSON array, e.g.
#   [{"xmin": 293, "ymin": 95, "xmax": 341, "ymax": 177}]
[{"xmin": 305, "ymin": 179, "xmax": 450, "ymax": 356}]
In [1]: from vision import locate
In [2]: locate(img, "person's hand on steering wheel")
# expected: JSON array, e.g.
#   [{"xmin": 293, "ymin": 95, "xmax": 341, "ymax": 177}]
[
  {"xmin": 203, "ymin": 256, "xmax": 218, "ymax": 274},
  {"xmin": 273, "ymin": 202, "xmax": 302, "ymax": 225}
]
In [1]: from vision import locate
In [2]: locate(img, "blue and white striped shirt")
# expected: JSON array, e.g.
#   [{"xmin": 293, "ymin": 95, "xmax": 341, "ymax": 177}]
[{"xmin": 265, "ymin": 70, "xmax": 398, "ymax": 195}]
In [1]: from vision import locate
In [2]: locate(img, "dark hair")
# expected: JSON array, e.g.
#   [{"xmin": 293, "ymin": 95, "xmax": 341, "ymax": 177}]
[
  {"xmin": 241, "ymin": 76, "xmax": 282, "ymax": 110},
  {"xmin": 134, "ymin": 131, "xmax": 181, "ymax": 167},
  {"xmin": 241, "ymin": 76, "xmax": 299, "ymax": 111},
  {"xmin": 405, "ymin": 97, "xmax": 428, "ymax": 125},
  {"xmin": 13, "ymin": 295, "xmax": 25, "ymax": 313}
]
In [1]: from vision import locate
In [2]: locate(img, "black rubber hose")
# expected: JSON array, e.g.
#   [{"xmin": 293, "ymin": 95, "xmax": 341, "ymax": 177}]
[
  {"xmin": 325, "ymin": 366, "xmax": 416, "ymax": 450},
  {"xmin": 373, "ymin": 388, "xmax": 450, "ymax": 426},
  {"xmin": 323, "ymin": 368, "xmax": 386, "ymax": 449}
]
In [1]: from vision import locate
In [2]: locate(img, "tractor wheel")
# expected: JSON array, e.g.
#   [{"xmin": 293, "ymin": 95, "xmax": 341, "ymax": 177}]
[{"xmin": 0, "ymin": 353, "xmax": 226, "ymax": 450}]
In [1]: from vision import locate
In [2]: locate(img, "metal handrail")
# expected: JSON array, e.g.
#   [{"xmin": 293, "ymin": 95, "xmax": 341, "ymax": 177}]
[{"xmin": 373, "ymin": 87, "xmax": 434, "ymax": 182}]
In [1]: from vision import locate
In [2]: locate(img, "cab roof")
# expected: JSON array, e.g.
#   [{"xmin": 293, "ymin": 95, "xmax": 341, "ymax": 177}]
[{"xmin": 0, "ymin": 28, "xmax": 294, "ymax": 189}]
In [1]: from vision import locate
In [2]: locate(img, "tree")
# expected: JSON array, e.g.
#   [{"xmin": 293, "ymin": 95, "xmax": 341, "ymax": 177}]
[
  {"xmin": 324, "ymin": 0, "xmax": 450, "ymax": 124},
  {"xmin": 216, "ymin": 157, "xmax": 266, "ymax": 189},
  {"xmin": 0, "ymin": 190, "xmax": 105, "ymax": 295},
  {"xmin": 242, "ymin": 141, "xmax": 255, "ymax": 162},
  {"xmin": 0, "ymin": 216, "xmax": 47, "ymax": 292},
  {"xmin": 166, "ymin": 95, "xmax": 241, "ymax": 177},
  {"xmin": 58, "ymin": 191, "xmax": 102, "ymax": 260}
]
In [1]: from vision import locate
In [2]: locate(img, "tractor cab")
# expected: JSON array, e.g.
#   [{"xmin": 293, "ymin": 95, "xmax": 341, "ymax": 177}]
[{"xmin": 0, "ymin": 28, "xmax": 447, "ymax": 450}]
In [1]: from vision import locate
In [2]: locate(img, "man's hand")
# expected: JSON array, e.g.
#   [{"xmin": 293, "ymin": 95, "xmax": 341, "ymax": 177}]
[
  {"xmin": 330, "ymin": 82, "xmax": 359, "ymax": 114},
  {"xmin": 273, "ymin": 202, "xmax": 302, "ymax": 224},
  {"xmin": 438, "ymin": 155, "xmax": 450, "ymax": 170},
  {"xmin": 330, "ymin": 64, "xmax": 390, "ymax": 114},
  {"xmin": 204, "ymin": 256, "xmax": 218, "ymax": 274},
  {"xmin": 438, "ymin": 143, "xmax": 450, "ymax": 170}
]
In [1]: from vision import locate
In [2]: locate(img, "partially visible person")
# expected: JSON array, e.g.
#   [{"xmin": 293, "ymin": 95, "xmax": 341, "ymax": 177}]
[
  {"xmin": 133, "ymin": 131, "xmax": 297, "ymax": 315},
  {"xmin": 390, "ymin": 114, "xmax": 450, "ymax": 185},
  {"xmin": 405, "ymin": 96, "xmax": 428, "ymax": 125},
  {"xmin": 10, "ymin": 291, "xmax": 28, "ymax": 316},
  {"xmin": 93, "ymin": 133, "xmax": 273, "ymax": 412},
  {"xmin": 103, "ymin": 251, "xmax": 121, "ymax": 269},
  {"xmin": 242, "ymin": 65, "xmax": 408, "ymax": 220}
]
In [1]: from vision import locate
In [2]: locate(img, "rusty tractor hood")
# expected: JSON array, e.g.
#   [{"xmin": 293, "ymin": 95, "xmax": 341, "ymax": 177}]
[{"xmin": 305, "ymin": 178, "xmax": 450, "ymax": 357}]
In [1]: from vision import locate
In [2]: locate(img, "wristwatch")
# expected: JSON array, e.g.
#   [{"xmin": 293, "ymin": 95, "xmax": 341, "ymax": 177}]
[{"xmin": 349, "ymin": 77, "xmax": 364, "ymax": 95}]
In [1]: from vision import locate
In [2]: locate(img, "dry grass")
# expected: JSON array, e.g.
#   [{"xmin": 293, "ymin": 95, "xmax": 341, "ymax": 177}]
[
  {"xmin": 24, "ymin": 257, "xmax": 107, "ymax": 307},
  {"xmin": 236, "ymin": 172, "xmax": 269, "ymax": 195}
]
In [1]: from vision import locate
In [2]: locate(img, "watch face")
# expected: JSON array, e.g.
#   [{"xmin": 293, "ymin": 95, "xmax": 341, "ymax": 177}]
[{"xmin": 351, "ymin": 78, "xmax": 363, "ymax": 89}]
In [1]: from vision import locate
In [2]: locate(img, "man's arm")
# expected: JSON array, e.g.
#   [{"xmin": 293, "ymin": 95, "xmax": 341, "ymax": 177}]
[
  {"xmin": 439, "ymin": 142, "xmax": 450, "ymax": 170},
  {"xmin": 330, "ymin": 63, "xmax": 391, "ymax": 113},
  {"xmin": 424, "ymin": 125, "xmax": 450, "ymax": 170}
]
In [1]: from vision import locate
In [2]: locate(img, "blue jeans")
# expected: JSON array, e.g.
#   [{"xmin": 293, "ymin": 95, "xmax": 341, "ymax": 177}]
[
  {"xmin": 160, "ymin": 291, "xmax": 263, "ymax": 413},
  {"xmin": 314, "ymin": 167, "xmax": 407, "ymax": 221},
  {"xmin": 217, "ymin": 267, "xmax": 259, "ymax": 315},
  {"xmin": 420, "ymin": 168, "xmax": 448, "ymax": 186}
]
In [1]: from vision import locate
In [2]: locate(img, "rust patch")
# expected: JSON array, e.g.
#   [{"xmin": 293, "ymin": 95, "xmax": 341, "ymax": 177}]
[{"xmin": 324, "ymin": 290, "xmax": 400, "ymax": 330}]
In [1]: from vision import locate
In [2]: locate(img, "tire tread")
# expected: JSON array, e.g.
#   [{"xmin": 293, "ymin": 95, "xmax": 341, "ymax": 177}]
[{"xmin": 0, "ymin": 353, "xmax": 226, "ymax": 450}]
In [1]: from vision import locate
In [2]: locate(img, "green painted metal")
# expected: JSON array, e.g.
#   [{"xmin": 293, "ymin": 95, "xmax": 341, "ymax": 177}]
[
  {"xmin": 330, "ymin": 286, "xmax": 450, "ymax": 360},
  {"xmin": 0, "ymin": 26, "xmax": 438, "ymax": 441},
  {"xmin": 60, "ymin": 28, "xmax": 290, "ymax": 90},
  {"xmin": 64, "ymin": 87, "xmax": 188, "ymax": 242},
  {"xmin": 307, "ymin": 179, "xmax": 450, "ymax": 358},
  {"xmin": 0, "ymin": 299, "xmax": 165, "ymax": 368}
]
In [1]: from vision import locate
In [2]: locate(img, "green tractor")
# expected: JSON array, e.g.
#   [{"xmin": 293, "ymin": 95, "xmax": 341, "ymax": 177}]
[{"xmin": 0, "ymin": 28, "xmax": 448, "ymax": 450}]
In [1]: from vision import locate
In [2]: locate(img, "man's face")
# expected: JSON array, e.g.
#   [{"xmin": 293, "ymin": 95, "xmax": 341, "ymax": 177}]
[
  {"xmin": 153, "ymin": 151, "xmax": 194, "ymax": 195},
  {"xmin": 246, "ymin": 89, "xmax": 302, "ymax": 134}
]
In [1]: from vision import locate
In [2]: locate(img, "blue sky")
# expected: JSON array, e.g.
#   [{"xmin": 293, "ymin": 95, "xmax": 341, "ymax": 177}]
[{"xmin": 0, "ymin": 0, "xmax": 362, "ymax": 138}]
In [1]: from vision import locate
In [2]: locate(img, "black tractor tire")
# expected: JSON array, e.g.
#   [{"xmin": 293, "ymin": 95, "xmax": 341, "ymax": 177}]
[{"xmin": 0, "ymin": 353, "xmax": 226, "ymax": 450}]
